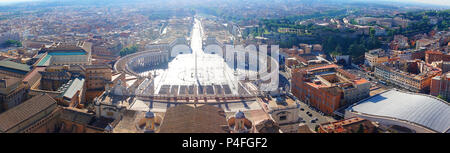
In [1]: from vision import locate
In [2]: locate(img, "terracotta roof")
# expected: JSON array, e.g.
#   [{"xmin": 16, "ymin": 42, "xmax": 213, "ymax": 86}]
[
  {"xmin": 353, "ymin": 78, "xmax": 369, "ymax": 85},
  {"xmin": 59, "ymin": 107, "xmax": 112, "ymax": 130},
  {"xmin": 425, "ymin": 50, "xmax": 443, "ymax": 55},
  {"xmin": 319, "ymin": 117, "xmax": 370, "ymax": 133},
  {"xmin": 59, "ymin": 107, "xmax": 95, "ymax": 125},
  {"xmin": 336, "ymin": 68, "xmax": 357, "ymax": 80},
  {"xmin": 0, "ymin": 94, "xmax": 57, "ymax": 132},
  {"xmin": 307, "ymin": 64, "xmax": 338, "ymax": 72},
  {"xmin": 159, "ymin": 104, "xmax": 228, "ymax": 133},
  {"xmin": 23, "ymin": 67, "xmax": 46, "ymax": 83},
  {"xmin": 255, "ymin": 119, "xmax": 280, "ymax": 133}
]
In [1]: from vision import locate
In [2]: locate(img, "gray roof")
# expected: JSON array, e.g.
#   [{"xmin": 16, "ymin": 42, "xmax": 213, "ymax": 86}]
[
  {"xmin": 61, "ymin": 78, "xmax": 85, "ymax": 99},
  {"xmin": 346, "ymin": 89, "xmax": 450, "ymax": 133},
  {"xmin": 0, "ymin": 60, "xmax": 31, "ymax": 72}
]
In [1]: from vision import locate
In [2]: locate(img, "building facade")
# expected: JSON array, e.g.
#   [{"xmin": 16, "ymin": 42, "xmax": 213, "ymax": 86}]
[
  {"xmin": 82, "ymin": 64, "xmax": 112, "ymax": 103},
  {"xmin": 0, "ymin": 74, "xmax": 27, "ymax": 113},
  {"xmin": 430, "ymin": 72, "xmax": 450, "ymax": 102},
  {"xmin": 425, "ymin": 50, "xmax": 450, "ymax": 64},
  {"xmin": 374, "ymin": 60, "xmax": 442, "ymax": 93},
  {"xmin": 37, "ymin": 41, "xmax": 92, "ymax": 66},
  {"xmin": 291, "ymin": 64, "xmax": 370, "ymax": 115},
  {"xmin": 265, "ymin": 94, "xmax": 301, "ymax": 133},
  {"xmin": 365, "ymin": 48, "xmax": 388, "ymax": 67}
]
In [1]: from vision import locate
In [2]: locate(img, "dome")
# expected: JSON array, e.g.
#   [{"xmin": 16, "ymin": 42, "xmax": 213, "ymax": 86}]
[
  {"xmin": 235, "ymin": 111, "xmax": 245, "ymax": 119},
  {"xmin": 145, "ymin": 111, "xmax": 155, "ymax": 118}
]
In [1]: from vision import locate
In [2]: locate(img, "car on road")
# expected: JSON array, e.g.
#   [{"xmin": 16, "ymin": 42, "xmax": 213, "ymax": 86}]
[
  {"xmin": 310, "ymin": 119, "xmax": 316, "ymax": 123},
  {"xmin": 300, "ymin": 108, "xmax": 304, "ymax": 111},
  {"xmin": 298, "ymin": 118, "xmax": 306, "ymax": 123}
]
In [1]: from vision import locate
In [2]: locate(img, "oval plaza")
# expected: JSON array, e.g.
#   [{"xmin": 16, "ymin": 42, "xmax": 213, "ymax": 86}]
[{"xmin": 111, "ymin": 18, "xmax": 279, "ymax": 113}]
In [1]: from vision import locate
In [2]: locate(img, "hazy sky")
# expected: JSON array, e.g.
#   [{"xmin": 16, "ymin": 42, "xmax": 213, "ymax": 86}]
[
  {"xmin": 0, "ymin": 0, "xmax": 36, "ymax": 2},
  {"xmin": 396, "ymin": 0, "xmax": 450, "ymax": 6},
  {"xmin": 0, "ymin": 0, "xmax": 39, "ymax": 3},
  {"xmin": 0, "ymin": 0, "xmax": 449, "ymax": 6}
]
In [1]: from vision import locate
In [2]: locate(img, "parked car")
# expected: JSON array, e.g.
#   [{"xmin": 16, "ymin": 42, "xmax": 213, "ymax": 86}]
[{"xmin": 300, "ymin": 108, "xmax": 304, "ymax": 111}]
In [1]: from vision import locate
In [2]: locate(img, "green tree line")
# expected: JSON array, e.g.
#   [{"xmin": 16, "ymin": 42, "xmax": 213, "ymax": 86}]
[
  {"xmin": 1, "ymin": 39, "xmax": 22, "ymax": 48},
  {"xmin": 119, "ymin": 44, "xmax": 139, "ymax": 57}
]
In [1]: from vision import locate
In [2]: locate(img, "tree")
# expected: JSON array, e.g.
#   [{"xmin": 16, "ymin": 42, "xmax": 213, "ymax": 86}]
[
  {"xmin": 334, "ymin": 44, "xmax": 342, "ymax": 53},
  {"xmin": 324, "ymin": 36, "xmax": 337, "ymax": 52},
  {"xmin": 119, "ymin": 44, "xmax": 138, "ymax": 56},
  {"xmin": 1, "ymin": 39, "xmax": 22, "ymax": 48},
  {"xmin": 369, "ymin": 27, "xmax": 376, "ymax": 37},
  {"xmin": 348, "ymin": 44, "xmax": 357, "ymax": 55},
  {"xmin": 437, "ymin": 95, "xmax": 448, "ymax": 102},
  {"xmin": 350, "ymin": 19, "xmax": 358, "ymax": 25},
  {"xmin": 366, "ymin": 36, "xmax": 380, "ymax": 50}
]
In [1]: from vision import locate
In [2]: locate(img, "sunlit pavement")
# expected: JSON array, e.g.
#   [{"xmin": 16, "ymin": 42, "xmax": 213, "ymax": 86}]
[{"xmin": 295, "ymin": 98, "xmax": 337, "ymax": 130}]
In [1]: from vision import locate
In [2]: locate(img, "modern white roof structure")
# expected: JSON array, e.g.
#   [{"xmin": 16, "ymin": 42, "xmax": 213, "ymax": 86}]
[{"xmin": 346, "ymin": 89, "xmax": 450, "ymax": 133}]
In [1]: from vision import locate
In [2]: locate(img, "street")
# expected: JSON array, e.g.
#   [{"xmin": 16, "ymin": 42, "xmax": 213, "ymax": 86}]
[{"xmin": 291, "ymin": 94, "xmax": 337, "ymax": 131}]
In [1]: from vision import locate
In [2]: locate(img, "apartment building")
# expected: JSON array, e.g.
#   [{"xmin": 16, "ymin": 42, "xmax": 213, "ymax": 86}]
[
  {"xmin": 291, "ymin": 64, "xmax": 370, "ymax": 115},
  {"xmin": 431, "ymin": 72, "xmax": 450, "ymax": 102},
  {"xmin": 365, "ymin": 48, "xmax": 389, "ymax": 67},
  {"xmin": 374, "ymin": 59, "xmax": 442, "ymax": 93}
]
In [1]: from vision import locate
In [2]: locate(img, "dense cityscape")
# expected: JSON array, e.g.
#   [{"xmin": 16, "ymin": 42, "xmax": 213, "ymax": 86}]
[{"xmin": 0, "ymin": 0, "xmax": 449, "ymax": 135}]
